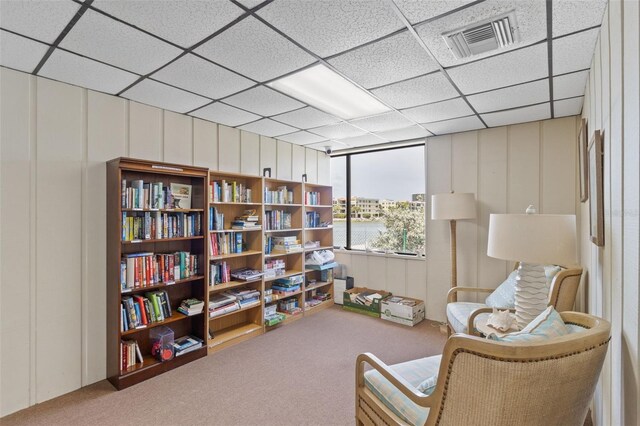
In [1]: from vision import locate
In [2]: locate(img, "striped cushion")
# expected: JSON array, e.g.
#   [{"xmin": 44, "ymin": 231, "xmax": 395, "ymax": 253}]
[
  {"xmin": 446, "ymin": 302, "xmax": 485, "ymax": 334},
  {"xmin": 364, "ymin": 355, "xmax": 441, "ymax": 425},
  {"xmin": 490, "ymin": 306, "xmax": 568, "ymax": 342}
]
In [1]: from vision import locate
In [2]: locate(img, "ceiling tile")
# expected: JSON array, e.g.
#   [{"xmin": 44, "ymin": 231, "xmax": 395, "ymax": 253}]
[
  {"xmin": 349, "ymin": 111, "xmax": 415, "ymax": 132},
  {"xmin": 223, "ymin": 86, "xmax": 304, "ymax": 116},
  {"xmin": 152, "ymin": 54, "xmax": 253, "ymax": 99},
  {"xmin": 190, "ymin": 102, "xmax": 260, "ymax": 127},
  {"xmin": 374, "ymin": 125, "xmax": 431, "ymax": 141},
  {"xmin": 277, "ymin": 131, "xmax": 328, "ymax": 145},
  {"xmin": 552, "ymin": 0, "xmax": 608, "ymax": 37},
  {"xmin": 415, "ymin": 0, "xmax": 546, "ymax": 67},
  {"xmin": 308, "ymin": 122, "xmax": 367, "ymax": 139},
  {"xmin": 122, "ymin": 79, "xmax": 210, "ymax": 114},
  {"xmin": 553, "ymin": 28, "xmax": 600, "ymax": 75},
  {"xmin": 60, "ymin": 9, "xmax": 182, "ymax": 75},
  {"xmin": 481, "ymin": 103, "xmax": 550, "ymax": 127},
  {"xmin": 423, "ymin": 115, "xmax": 484, "ymax": 135},
  {"xmin": 0, "ymin": 0, "xmax": 80, "ymax": 43},
  {"xmin": 257, "ymin": 0, "xmax": 404, "ymax": 58},
  {"xmin": 327, "ymin": 31, "xmax": 438, "ymax": 89},
  {"xmin": 0, "ymin": 30, "xmax": 48, "ymax": 73},
  {"xmin": 448, "ymin": 43, "xmax": 549, "ymax": 94},
  {"xmin": 401, "ymin": 97, "xmax": 472, "ymax": 123},
  {"xmin": 371, "ymin": 73, "xmax": 458, "ymax": 109},
  {"xmin": 271, "ymin": 107, "xmax": 340, "ymax": 129},
  {"xmin": 553, "ymin": 70, "xmax": 589, "ymax": 100},
  {"xmin": 305, "ymin": 140, "xmax": 349, "ymax": 151},
  {"xmin": 236, "ymin": 0, "xmax": 265, "ymax": 9},
  {"xmin": 392, "ymin": 0, "xmax": 478, "ymax": 25},
  {"xmin": 195, "ymin": 16, "xmax": 315, "ymax": 82},
  {"xmin": 554, "ymin": 97, "xmax": 584, "ymax": 117},
  {"xmin": 466, "ymin": 80, "xmax": 549, "ymax": 113},
  {"xmin": 92, "ymin": 0, "xmax": 244, "ymax": 48},
  {"xmin": 335, "ymin": 133, "xmax": 388, "ymax": 147},
  {"xmin": 39, "ymin": 49, "xmax": 139, "ymax": 95},
  {"xmin": 238, "ymin": 118, "xmax": 298, "ymax": 137}
]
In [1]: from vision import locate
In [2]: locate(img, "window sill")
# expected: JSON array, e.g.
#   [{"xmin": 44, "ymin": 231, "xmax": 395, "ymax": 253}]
[{"xmin": 334, "ymin": 248, "xmax": 426, "ymax": 261}]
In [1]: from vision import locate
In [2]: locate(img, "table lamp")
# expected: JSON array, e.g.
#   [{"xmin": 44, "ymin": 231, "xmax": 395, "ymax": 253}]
[
  {"xmin": 487, "ymin": 206, "xmax": 577, "ymax": 329},
  {"xmin": 431, "ymin": 192, "xmax": 476, "ymax": 302}
]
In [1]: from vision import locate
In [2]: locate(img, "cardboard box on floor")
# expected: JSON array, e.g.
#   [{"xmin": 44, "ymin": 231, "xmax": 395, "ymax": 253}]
[
  {"xmin": 343, "ymin": 287, "xmax": 391, "ymax": 317},
  {"xmin": 381, "ymin": 296, "xmax": 425, "ymax": 326}
]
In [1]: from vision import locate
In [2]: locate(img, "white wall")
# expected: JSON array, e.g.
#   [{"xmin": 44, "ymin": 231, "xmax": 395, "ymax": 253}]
[
  {"xmin": 0, "ymin": 67, "xmax": 330, "ymax": 417},
  {"xmin": 580, "ymin": 1, "xmax": 639, "ymax": 425}
]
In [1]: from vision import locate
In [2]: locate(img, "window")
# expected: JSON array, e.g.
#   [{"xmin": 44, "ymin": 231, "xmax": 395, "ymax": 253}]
[{"xmin": 331, "ymin": 145, "xmax": 425, "ymax": 255}]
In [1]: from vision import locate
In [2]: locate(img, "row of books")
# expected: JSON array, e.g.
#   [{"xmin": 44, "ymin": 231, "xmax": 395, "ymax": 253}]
[
  {"xmin": 210, "ymin": 180, "xmax": 253, "ymax": 203},
  {"xmin": 120, "ymin": 251, "xmax": 198, "ymax": 292},
  {"xmin": 305, "ymin": 211, "xmax": 325, "ymax": 228},
  {"xmin": 121, "ymin": 291, "xmax": 173, "ymax": 331},
  {"xmin": 304, "ymin": 191, "xmax": 321, "ymax": 206},
  {"xmin": 277, "ymin": 297, "xmax": 301, "ymax": 315},
  {"xmin": 209, "ymin": 287, "xmax": 261, "ymax": 318},
  {"xmin": 210, "ymin": 261, "xmax": 231, "ymax": 286},
  {"xmin": 121, "ymin": 180, "xmax": 192, "ymax": 210},
  {"xmin": 271, "ymin": 274, "xmax": 303, "ymax": 293},
  {"xmin": 305, "ymin": 291, "xmax": 331, "ymax": 308},
  {"xmin": 264, "ymin": 304, "xmax": 286, "ymax": 326},
  {"xmin": 264, "ymin": 186, "xmax": 294, "ymax": 204},
  {"xmin": 264, "ymin": 210, "xmax": 292, "ymax": 230},
  {"xmin": 209, "ymin": 207, "xmax": 224, "ymax": 231},
  {"xmin": 120, "ymin": 339, "xmax": 143, "ymax": 371},
  {"xmin": 209, "ymin": 231, "xmax": 244, "ymax": 256},
  {"xmin": 121, "ymin": 211, "xmax": 202, "ymax": 241},
  {"xmin": 264, "ymin": 258, "xmax": 285, "ymax": 279},
  {"xmin": 265, "ymin": 235, "xmax": 301, "ymax": 254}
]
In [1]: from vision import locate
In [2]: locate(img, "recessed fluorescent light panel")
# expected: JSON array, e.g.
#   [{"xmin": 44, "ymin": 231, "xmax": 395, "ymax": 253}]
[{"xmin": 268, "ymin": 64, "xmax": 390, "ymax": 120}]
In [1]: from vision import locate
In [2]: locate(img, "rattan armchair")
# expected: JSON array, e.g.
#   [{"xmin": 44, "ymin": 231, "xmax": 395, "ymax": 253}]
[{"xmin": 355, "ymin": 311, "xmax": 610, "ymax": 426}]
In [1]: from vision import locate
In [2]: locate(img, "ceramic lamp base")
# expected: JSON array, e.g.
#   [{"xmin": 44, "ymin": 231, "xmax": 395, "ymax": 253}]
[{"xmin": 514, "ymin": 262, "xmax": 549, "ymax": 329}]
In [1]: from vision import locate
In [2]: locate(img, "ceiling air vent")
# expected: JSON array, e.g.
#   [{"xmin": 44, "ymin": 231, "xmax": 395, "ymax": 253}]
[{"xmin": 443, "ymin": 12, "xmax": 519, "ymax": 59}]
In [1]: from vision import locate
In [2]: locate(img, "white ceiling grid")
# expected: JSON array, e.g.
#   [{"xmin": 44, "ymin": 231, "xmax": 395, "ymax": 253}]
[{"xmin": 0, "ymin": 0, "xmax": 607, "ymax": 153}]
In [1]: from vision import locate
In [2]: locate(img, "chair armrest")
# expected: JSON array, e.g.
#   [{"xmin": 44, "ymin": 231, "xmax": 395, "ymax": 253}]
[
  {"xmin": 356, "ymin": 352, "xmax": 434, "ymax": 408},
  {"xmin": 467, "ymin": 307, "xmax": 516, "ymax": 337},
  {"xmin": 447, "ymin": 286, "xmax": 494, "ymax": 303}
]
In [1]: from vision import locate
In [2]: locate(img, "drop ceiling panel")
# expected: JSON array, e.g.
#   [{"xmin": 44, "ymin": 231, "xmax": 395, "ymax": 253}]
[
  {"xmin": 194, "ymin": 16, "xmax": 315, "ymax": 82},
  {"xmin": 349, "ymin": 111, "xmax": 415, "ymax": 132},
  {"xmin": 553, "ymin": 28, "xmax": 600, "ymax": 75},
  {"xmin": 190, "ymin": 102, "xmax": 260, "ymax": 127},
  {"xmin": 553, "ymin": 70, "xmax": 589, "ymax": 100},
  {"xmin": 0, "ymin": 30, "xmax": 49, "ymax": 73},
  {"xmin": 327, "ymin": 31, "xmax": 438, "ymax": 89},
  {"xmin": 60, "ymin": 9, "xmax": 182, "ymax": 75},
  {"xmin": 39, "ymin": 49, "xmax": 139, "ymax": 95},
  {"xmin": 423, "ymin": 115, "xmax": 484, "ymax": 135},
  {"xmin": 401, "ymin": 97, "xmax": 472, "ymax": 123},
  {"xmin": 257, "ymin": 0, "xmax": 404, "ymax": 58},
  {"xmin": 392, "ymin": 0, "xmax": 478, "ymax": 25},
  {"xmin": 448, "ymin": 43, "xmax": 549, "ymax": 94},
  {"xmin": 305, "ymin": 140, "xmax": 348, "ymax": 151},
  {"xmin": 92, "ymin": 0, "xmax": 245, "ymax": 48},
  {"xmin": 467, "ymin": 79, "xmax": 550, "ymax": 113},
  {"xmin": 308, "ymin": 122, "xmax": 367, "ymax": 139},
  {"xmin": 122, "ymin": 79, "xmax": 210, "ymax": 114},
  {"xmin": 371, "ymin": 73, "xmax": 458, "ymax": 109},
  {"xmin": 271, "ymin": 107, "xmax": 340, "ymax": 129},
  {"xmin": 554, "ymin": 97, "xmax": 584, "ymax": 117},
  {"xmin": 481, "ymin": 103, "xmax": 550, "ymax": 127},
  {"xmin": 0, "ymin": 0, "xmax": 80, "ymax": 43},
  {"xmin": 415, "ymin": 0, "xmax": 546, "ymax": 67},
  {"xmin": 375, "ymin": 125, "xmax": 431, "ymax": 141},
  {"xmin": 277, "ymin": 131, "xmax": 328, "ymax": 145},
  {"xmin": 223, "ymin": 86, "xmax": 304, "ymax": 116},
  {"xmin": 152, "ymin": 54, "xmax": 253, "ymax": 99},
  {"xmin": 238, "ymin": 118, "xmax": 298, "ymax": 137},
  {"xmin": 552, "ymin": 0, "xmax": 608, "ymax": 37},
  {"xmin": 236, "ymin": 0, "xmax": 265, "ymax": 9},
  {"xmin": 336, "ymin": 133, "xmax": 388, "ymax": 147}
]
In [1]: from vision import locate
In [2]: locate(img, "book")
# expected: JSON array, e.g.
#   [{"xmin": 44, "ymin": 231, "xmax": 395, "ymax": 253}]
[
  {"xmin": 230, "ymin": 267, "xmax": 264, "ymax": 281},
  {"xmin": 170, "ymin": 183, "xmax": 192, "ymax": 209},
  {"xmin": 177, "ymin": 298, "xmax": 204, "ymax": 316}
]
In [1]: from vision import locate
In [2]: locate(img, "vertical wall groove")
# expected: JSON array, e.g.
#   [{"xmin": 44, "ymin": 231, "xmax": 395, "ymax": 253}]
[{"xmin": 29, "ymin": 74, "xmax": 37, "ymax": 406}]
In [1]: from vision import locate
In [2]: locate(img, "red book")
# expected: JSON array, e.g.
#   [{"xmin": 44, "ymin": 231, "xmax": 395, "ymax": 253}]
[
  {"xmin": 145, "ymin": 255, "xmax": 151, "ymax": 286},
  {"xmin": 134, "ymin": 295, "xmax": 148, "ymax": 325}
]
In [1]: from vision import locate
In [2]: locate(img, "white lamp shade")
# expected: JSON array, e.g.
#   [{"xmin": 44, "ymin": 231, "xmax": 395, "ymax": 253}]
[
  {"xmin": 431, "ymin": 193, "xmax": 476, "ymax": 220},
  {"xmin": 487, "ymin": 214, "xmax": 577, "ymax": 266}
]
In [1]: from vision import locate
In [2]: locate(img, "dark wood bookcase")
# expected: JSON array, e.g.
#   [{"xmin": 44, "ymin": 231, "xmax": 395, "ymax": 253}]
[{"xmin": 106, "ymin": 158, "xmax": 208, "ymax": 389}]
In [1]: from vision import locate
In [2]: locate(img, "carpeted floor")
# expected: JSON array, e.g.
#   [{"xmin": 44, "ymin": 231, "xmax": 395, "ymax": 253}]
[{"xmin": 2, "ymin": 306, "xmax": 446, "ymax": 425}]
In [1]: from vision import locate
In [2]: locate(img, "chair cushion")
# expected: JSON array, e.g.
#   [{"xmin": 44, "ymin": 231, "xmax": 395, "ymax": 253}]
[
  {"xmin": 364, "ymin": 355, "xmax": 441, "ymax": 425},
  {"xmin": 489, "ymin": 306, "xmax": 568, "ymax": 342},
  {"xmin": 446, "ymin": 302, "xmax": 486, "ymax": 334}
]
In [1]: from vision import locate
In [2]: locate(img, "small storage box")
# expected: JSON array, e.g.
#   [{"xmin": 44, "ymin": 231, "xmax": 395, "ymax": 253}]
[
  {"xmin": 343, "ymin": 287, "xmax": 391, "ymax": 318},
  {"xmin": 381, "ymin": 296, "xmax": 425, "ymax": 326},
  {"xmin": 150, "ymin": 326, "xmax": 175, "ymax": 362}
]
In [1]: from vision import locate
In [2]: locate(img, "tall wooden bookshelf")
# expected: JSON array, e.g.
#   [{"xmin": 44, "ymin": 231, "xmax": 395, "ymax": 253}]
[
  {"xmin": 207, "ymin": 171, "xmax": 264, "ymax": 353},
  {"xmin": 302, "ymin": 182, "xmax": 335, "ymax": 315},
  {"xmin": 106, "ymin": 158, "xmax": 208, "ymax": 390}
]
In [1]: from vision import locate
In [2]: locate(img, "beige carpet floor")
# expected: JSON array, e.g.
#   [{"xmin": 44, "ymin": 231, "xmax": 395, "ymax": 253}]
[{"xmin": 2, "ymin": 306, "xmax": 446, "ymax": 426}]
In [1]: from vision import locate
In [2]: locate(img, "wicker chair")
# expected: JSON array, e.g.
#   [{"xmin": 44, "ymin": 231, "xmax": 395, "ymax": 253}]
[
  {"xmin": 446, "ymin": 265, "xmax": 582, "ymax": 336},
  {"xmin": 355, "ymin": 311, "xmax": 610, "ymax": 426}
]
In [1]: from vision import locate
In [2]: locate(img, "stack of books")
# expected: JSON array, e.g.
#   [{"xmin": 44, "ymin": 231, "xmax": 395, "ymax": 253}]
[
  {"xmin": 277, "ymin": 297, "xmax": 302, "ymax": 315},
  {"xmin": 209, "ymin": 293, "xmax": 239, "ymax": 318},
  {"xmin": 171, "ymin": 335, "xmax": 204, "ymax": 357},
  {"xmin": 264, "ymin": 305, "xmax": 286, "ymax": 326},
  {"xmin": 272, "ymin": 274, "xmax": 303, "ymax": 294},
  {"xmin": 353, "ymin": 290, "xmax": 383, "ymax": 306},
  {"xmin": 231, "ymin": 210, "xmax": 261, "ymax": 230},
  {"xmin": 224, "ymin": 288, "xmax": 261, "ymax": 308},
  {"xmin": 270, "ymin": 236, "xmax": 302, "ymax": 253},
  {"xmin": 177, "ymin": 298, "xmax": 204, "ymax": 316},
  {"xmin": 264, "ymin": 259, "xmax": 285, "ymax": 279},
  {"xmin": 230, "ymin": 267, "xmax": 264, "ymax": 281}
]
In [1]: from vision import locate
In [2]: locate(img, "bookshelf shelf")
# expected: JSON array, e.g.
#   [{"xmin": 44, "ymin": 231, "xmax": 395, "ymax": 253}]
[
  {"xmin": 209, "ymin": 278, "xmax": 262, "ymax": 293},
  {"xmin": 305, "ymin": 226, "xmax": 333, "ymax": 231},
  {"xmin": 265, "ymin": 250, "xmax": 303, "ymax": 258},
  {"xmin": 210, "ymin": 202, "xmax": 262, "ymax": 206},
  {"xmin": 120, "ymin": 311, "xmax": 204, "ymax": 336},
  {"xmin": 209, "ymin": 302, "xmax": 261, "ymax": 321},
  {"xmin": 267, "ymin": 288, "xmax": 304, "ymax": 302},
  {"xmin": 264, "ymin": 202, "xmax": 303, "ymax": 207},
  {"xmin": 304, "ymin": 204, "xmax": 332, "ymax": 208},
  {"xmin": 305, "ymin": 281, "xmax": 332, "ymax": 292},
  {"xmin": 264, "ymin": 228, "xmax": 303, "ymax": 233},
  {"xmin": 121, "ymin": 275, "xmax": 205, "ymax": 295},
  {"xmin": 122, "ymin": 236, "xmax": 204, "ymax": 244},
  {"xmin": 305, "ymin": 245, "xmax": 333, "ymax": 252},
  {"xmin": 264, "ymin": 269, "xmax": 304, "ymax": 282},
  {"xmin": 210, "ymin": 249, "xmax": 262, "ymax": 260},
  {"xmin": 122, "ymin": 208, "xmax": 204, "ymax": 213},
  {"xmin": 208, "ymin": 323, "xmax": 263, "ymax": 349},
  {"xmin": 304, "ymin": 298, "xmax": 334, "ymax": 315},
  {"xmin": 209, "ymin": 228, "xmax": 262, "ymax": 233}
]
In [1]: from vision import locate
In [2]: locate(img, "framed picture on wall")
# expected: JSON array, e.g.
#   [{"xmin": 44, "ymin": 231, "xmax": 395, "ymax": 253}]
[
  {"xmin": 578, "ymin": 118, "xmax": 589, "ymax": 202},
  {"xmin": 589, "ymin": 130, "xmax": 604, "ymax": 246}
]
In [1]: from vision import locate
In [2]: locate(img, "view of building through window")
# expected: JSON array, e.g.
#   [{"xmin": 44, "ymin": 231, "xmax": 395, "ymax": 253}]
[{"xmin": 330, "ymin": 146, "xmax": 425, "ymax": 254}]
